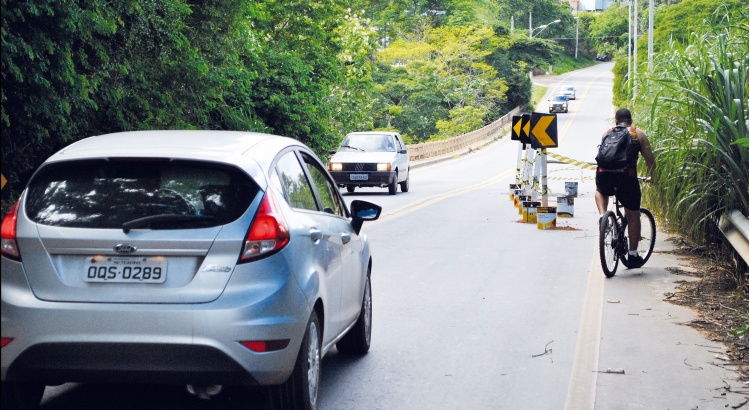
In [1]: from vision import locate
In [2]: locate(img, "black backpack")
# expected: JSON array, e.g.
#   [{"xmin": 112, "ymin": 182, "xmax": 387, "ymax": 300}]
[{"xmin": 595, "ymin": 125, "xmax": 637, "ymax": 170}]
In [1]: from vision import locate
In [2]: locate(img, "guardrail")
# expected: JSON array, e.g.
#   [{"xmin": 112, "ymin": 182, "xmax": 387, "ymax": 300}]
[
  {"xmin": 406, "ymin": 107, "xmax": 521, "ymax": 161},
  {"xmin": 718, "ymin": 210, "xmax": 749, "ymax": 264}
]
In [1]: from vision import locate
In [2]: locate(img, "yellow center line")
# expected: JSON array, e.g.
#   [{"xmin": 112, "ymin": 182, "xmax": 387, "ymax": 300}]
[
  {"xmin": 366, "ymin": 168, "xmax": 516, "ymax": 228},
  {"xmin": 556, "ymin": 69, "xmax": 610, "ymax": 145}
]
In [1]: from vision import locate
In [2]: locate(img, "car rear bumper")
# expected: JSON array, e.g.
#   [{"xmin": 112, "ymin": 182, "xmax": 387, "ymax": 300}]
[
  {"xmin": 0, "ymin": 259, "xmax": 310, "ymax": 387},
  {"xmin": 330, "ymin": 171, "xmax": 396, "ymax": 187}
]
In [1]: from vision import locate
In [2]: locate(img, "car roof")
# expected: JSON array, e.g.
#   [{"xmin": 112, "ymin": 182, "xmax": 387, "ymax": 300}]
[
  {"xmin": 552, "ymin": 95, "xmax": 567, "ymax": 99},
  {"xmin": 50, "ymin": 130, "xmax": 301, "ymax": 161},
  {"xmin": 346, "ymin": 131, "xmax": 399, "ymax": 137}
]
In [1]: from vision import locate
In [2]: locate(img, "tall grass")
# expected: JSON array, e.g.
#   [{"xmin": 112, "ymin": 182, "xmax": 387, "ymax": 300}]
[{"xmin": 632, "ymin": 20, "xmax": 748, "ymax": 287}]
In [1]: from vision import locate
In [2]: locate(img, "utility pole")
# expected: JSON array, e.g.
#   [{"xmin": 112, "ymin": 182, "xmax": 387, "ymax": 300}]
[
  {"xmin": 628, "ymin": 1, "xmax": 632, "ymax": 91},
  {"xmin": 575, "ymin": 15, "xmax": 579, "ymax": 59},
  {"xmin": 633, "ymin": 0, "xmax": 638, "ymax": 87},
  {"xmin": 529, "ymin": 12, "xmax": 533, "ymax": 38},
  {"xmin": 648, "ymin": 0, "xmax": 654, "ymax": 70}
]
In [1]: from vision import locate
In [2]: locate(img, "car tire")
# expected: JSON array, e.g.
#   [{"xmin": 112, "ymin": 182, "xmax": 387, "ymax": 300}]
[
  {"xmin": 399, "ymin": 171, "xmax": 410, "ymax": 193},
  {"xmin": 1, "ymin": 381, "xmax": 45, "ymax": 410},
  {"xmin": 269, "ymin": 311, "xmax": 321, "ymax": 410},
  {"xmin": 388, "ymin": 173, "xmax": 398, "ymax": 195},
  {"xmin": 346, "ymin": 185, "xmax": 355, "ymax": 193},
  {"xmin": 336, "ymin": 274, "xmax": 372, "ymax": 355}
]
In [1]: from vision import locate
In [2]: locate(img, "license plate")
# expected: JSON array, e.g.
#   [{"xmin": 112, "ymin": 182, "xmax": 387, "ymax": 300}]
[
  {"xmin": 350, "ymin": 174, "xmax": 369, "ymax": 181},
  {"xmin": 84, "ymin": 256, "xmax": 167, "ymax": 283}
]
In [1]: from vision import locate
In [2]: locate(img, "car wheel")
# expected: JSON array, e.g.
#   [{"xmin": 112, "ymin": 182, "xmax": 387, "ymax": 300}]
[
  {"xmin": 1, "ymin": 381, "xmax": 45, "ymax": 410},
  {"xmin": 346, "ymin": 185, "xmax": 355, "ymax": 193},
  {"xmin": 269, "ymin": 311, "xmax": 321, "ymax": 410},
  {"xmin": 388, "ymin": 172, "xmax": 398, "ymax": 195},
  {"xmin": 336, "ymin": 274, "xmax": 372, "ymax": 355},
  {"xmin": 399, "ymin": 171, "xmax": 410, "ymax": 193}
]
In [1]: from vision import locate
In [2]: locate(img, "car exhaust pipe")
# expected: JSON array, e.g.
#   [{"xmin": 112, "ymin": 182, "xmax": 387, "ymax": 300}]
[{"xmin": 186, "ymin": 384, "xmax": 223, "ymax": 400}]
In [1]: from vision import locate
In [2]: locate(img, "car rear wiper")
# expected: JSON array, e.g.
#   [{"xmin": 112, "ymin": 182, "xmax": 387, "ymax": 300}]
[
  {"xmin": 122, "ymin": 214, "xmax": 215, "ymax": 233},
  {"xmin": 340, "ymin": 145, "xmax": 365, "ymax": 151}
]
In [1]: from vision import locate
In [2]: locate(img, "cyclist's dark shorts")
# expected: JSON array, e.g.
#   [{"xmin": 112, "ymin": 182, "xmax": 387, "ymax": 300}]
[{"xmin": 596, "ymin": 171, "xmax": 641, "ymax": 211}]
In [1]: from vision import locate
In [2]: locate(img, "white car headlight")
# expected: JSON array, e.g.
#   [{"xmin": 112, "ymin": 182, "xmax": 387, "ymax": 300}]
[
  {"xmin": 329, "ymin": 163, "xmax": 343, "ymax": 171},
  {"xmin": 377, "ymin": 163, "xmax": 392, "ymax": 171}
]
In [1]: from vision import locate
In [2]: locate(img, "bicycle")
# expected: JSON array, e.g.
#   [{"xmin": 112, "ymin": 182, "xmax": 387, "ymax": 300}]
[{"xmin": 598, "ymin": 179, "xmax": 656, "ymax": 278}]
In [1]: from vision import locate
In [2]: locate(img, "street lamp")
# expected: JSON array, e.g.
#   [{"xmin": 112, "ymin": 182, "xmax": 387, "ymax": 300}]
[{"xmin": 530, "ymin": 19, "xmax": 561, "ymax": 38}]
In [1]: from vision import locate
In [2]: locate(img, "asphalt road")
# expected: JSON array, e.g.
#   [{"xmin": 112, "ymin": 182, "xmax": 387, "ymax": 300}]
[{"xmin": 38, "ymin": 63, "xmax": 747, "ymax": 409}]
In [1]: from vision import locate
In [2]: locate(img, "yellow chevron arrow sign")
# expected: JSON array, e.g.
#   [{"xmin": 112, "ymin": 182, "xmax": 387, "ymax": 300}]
[
  {"xmin": 523, "ymin": 117, "xmax": 531, "ymax": 142},
  {"xmin": 511, "ymin": 116, "xmax": 523, "ymax": 141},
  {"xmin": 530, "ymin": 113, "xmax": 558, "ymax": 148}
]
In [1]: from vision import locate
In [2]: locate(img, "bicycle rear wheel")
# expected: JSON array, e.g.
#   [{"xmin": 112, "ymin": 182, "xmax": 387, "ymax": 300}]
[
  {"xmin": 620, "ymin": 208, "xmax": 656, "ymax": 268},
  {"xmin": 599, "ymin": 211, "xmax": 619, "ymax": 278}
]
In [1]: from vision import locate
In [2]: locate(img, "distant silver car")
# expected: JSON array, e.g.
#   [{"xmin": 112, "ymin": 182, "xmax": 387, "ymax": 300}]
[
  {"xmin": 549, "ymin": 95, "xmax": 569, "ymax": 113},
  {"xmin": 0, "ymin": 131, "xmax": 382, "ymax": 409},
  {"xmin": 328, "ymin": 132, "xmax": 410, "ymax": 195},
  {"xmin": 560, "ymin": 85, "xmax": 576, "ymax": 100}
]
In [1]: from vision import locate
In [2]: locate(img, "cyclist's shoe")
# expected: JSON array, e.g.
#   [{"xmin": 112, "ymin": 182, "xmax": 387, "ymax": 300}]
[{"xmin": 627, "ymin": 253, "xmax": 645, "ymax": 268}]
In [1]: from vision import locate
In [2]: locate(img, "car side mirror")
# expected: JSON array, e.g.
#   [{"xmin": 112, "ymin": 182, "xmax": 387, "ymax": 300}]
[
  {"xmin": 350, "ymin": 200, "xmax": 382, "ymax": 234},
  {"xmin": 329, "ymin": 150, "xmax": 337, "ymax": 155},
  {"xmin": 399, "ymin": 149, "xmax": 407, "ymax": 154}
]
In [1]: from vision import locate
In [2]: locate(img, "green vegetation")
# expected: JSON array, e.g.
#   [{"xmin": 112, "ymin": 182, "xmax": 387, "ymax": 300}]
[
  {"xmin": 621, "ymin": 1, "xmax": 748, "ymax": 289},
  {"xmin": 1, "ymin": 0, "xmax": 589, "ymax": 197},
  {"xmin": 1, "ymin": 0, "xmax": 376, "ymax": 197},
  {"xmin": 551, "ymin": 55, "xmax": 596, "ymax": 75}
]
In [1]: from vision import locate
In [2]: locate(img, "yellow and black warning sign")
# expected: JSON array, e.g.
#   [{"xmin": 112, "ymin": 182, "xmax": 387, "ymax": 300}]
[
  {"xmin": 511, "ymin": 115, "xmax": 531, "ymax": 145},
  {"xmin": 529, "ymin": 113, "xmax": 558, "ymax": 149},
  {"xmin": 511, "ymin": 116, "xmax": 522, "ymax": 141},
  {"xmin": 1, "ymin": 173, "xmax": 7, "ymax": 200}
]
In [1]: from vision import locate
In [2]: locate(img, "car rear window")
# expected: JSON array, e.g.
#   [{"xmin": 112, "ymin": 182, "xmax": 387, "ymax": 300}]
[{"xmin": 25, "ymin": 159, "xmax": 259, "ymax": 229}]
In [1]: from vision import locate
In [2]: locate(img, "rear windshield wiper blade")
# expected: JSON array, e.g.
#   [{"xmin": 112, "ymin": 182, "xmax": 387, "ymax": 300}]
[
  {"xmin": 122, "ymin": 214, "xmax": 214, "ymax": 233},
  {"xmin": 340, "ymin": 145, "xmax": 365, "ymax": 151}
]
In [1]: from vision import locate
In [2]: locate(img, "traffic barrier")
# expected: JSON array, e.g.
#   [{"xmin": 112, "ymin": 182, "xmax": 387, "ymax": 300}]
[
  {"xmin": 565, "ymin": 181, "xmax": 578, "ymax": 197},
  {"xmin": 546, "ymin": 152, "xmax": 597, "ymax": 171},
  {"xmin": 509, "ymin": 184, "xmax": 521, "ymax": 200},
  {"xmin": 557, "ymin": 196, "xmax": 574, "ymax": 217},
  {"xmin": 406, "ymin": 107, "xmax": 521, "ymax": 161},
  {"xmin": 537, "ymin": 207, "xmax": 557, "ymax": 229},
  {"xmin": 517, "ymin": 195, "xmax": 531, "ymax": 214},
  {"xmin": 523, "ymin": 201, "xmax": 541, "ymax": 223}
]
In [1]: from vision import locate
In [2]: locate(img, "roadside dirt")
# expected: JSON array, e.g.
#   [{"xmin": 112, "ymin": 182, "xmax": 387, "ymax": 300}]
[{"xmin": 662, "ymin": 237, "xmax": 749, "ymax": 385}]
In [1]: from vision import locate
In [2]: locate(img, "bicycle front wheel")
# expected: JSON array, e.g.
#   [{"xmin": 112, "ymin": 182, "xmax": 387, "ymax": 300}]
[
  {"xmin": 599, "ymin": 211, "xmax": 619, "ymax": 278},
  {"xmin": 620, "ymin": 208, "xmax": 656, "ymax": 268}
]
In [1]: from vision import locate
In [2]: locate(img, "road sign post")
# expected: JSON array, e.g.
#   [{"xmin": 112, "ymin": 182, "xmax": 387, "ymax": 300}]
[{"xmin": 529, "ymin": 113, "xmax": 558, "ymax": 206}]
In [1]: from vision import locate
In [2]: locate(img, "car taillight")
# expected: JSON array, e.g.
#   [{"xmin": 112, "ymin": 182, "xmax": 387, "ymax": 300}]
[
  {"xmin": 240, "ymin": 191, "xmax": 290, "ymax": 262},
  {"xmin": 1, "ymin": 338, "xmax": 12, "ymax": 347},
  {"xmin": 240, "ymin": 339, "xmax": 290, "ymax": 352},
  {"xmin": 1, "ymin": 202, "xmax": 20, "ymax": 260}
]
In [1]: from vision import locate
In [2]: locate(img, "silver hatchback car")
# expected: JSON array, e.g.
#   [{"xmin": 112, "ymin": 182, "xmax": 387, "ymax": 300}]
[{"xmin": 0, "ymin": 131, "xmax": 382, "ymax": 409}]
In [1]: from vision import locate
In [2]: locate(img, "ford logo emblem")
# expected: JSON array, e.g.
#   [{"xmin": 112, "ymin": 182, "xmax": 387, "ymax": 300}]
[{"xmin": 114, "ymin": 244, "xmax": 138, "ymax": 253}]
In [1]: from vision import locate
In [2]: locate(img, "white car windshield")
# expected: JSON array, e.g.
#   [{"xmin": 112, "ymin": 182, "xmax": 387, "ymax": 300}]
[{"xmin": 340, "ymin": 134, "xmax": 396, "ymax": 152}]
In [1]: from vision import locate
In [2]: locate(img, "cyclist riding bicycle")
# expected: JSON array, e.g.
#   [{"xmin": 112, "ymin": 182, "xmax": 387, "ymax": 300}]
[{"xmin": 595, "ymin": 108, "xmax": 656, "ymax": 267}]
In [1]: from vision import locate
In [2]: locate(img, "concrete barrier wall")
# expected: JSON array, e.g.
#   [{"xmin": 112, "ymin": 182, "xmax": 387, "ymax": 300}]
[{"xmin": 406, "ymin": 106, "xmax": 522, "ymax": 161}]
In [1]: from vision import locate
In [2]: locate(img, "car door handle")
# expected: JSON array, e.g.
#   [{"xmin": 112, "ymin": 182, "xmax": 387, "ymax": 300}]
[
  {"xmin": 309, "ymin": 228, "xmax": 323, "ymax": 242},
  {"xmin": 341, "ymin": 233, "xmax": 351, "ymax": 244}
]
